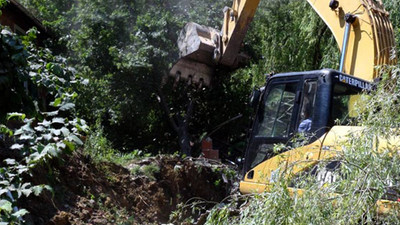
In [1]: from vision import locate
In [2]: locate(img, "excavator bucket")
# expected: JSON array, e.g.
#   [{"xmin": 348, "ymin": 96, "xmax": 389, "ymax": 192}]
[
  {"xmin": 169, "ymin": 0, "xmax": 259, "ymax": 87},
  {"xmin": 169, "ymin": 22, "xmax": 221, "ymax": 87}
]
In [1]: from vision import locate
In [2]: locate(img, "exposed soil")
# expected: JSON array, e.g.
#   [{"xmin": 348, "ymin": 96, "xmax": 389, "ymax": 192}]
[{"xmin": 19, "ymin": 151, "xmax": 238, "ymax": 224}]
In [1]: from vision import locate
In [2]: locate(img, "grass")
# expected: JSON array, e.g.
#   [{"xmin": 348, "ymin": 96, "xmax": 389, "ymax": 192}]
[{"xmin": 83, "ymin": 122, "xmax": 151, "ymax": 166}]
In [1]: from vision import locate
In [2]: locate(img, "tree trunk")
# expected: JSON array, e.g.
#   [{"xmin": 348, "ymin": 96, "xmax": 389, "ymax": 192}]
[
  {"xmin": 158, "ymin": 88, "xmax": 193, "ymax": 156},
  {"xmin": 177, "ymin": 120, "xmax": 191, "ymax": 156}
]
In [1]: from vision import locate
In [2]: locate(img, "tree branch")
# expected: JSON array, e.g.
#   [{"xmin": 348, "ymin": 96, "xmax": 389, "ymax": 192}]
[
  {"xmin": 157, "ymin": 87, "xmax": 179, "ymax": 132},
  {"xmin": 205, "ymin": 114, "xmax": 243, "ymax": 139},
  {"xmin": 313, "ymin": 23, "xmax": 328, "ymax": 68},
  {"xmin": 184, "ymin": 98, "xmax": 193, "ymax": 121}
]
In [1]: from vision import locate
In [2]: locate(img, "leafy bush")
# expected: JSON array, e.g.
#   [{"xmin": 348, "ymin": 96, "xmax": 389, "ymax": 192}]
[{"xmin": 0, "ymin": 27, "xmax": 87, "ymax": 223}]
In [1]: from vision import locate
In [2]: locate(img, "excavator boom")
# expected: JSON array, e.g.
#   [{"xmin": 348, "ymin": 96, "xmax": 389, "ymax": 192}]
[{"xmin": 169, "ymin": 0, "xmax": 396, "ymax": 86}]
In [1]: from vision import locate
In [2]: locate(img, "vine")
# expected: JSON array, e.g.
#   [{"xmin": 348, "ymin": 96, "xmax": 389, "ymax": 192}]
[{"xmin": 0, "ymin": 27, "xmax": 87, "ymax": 223}]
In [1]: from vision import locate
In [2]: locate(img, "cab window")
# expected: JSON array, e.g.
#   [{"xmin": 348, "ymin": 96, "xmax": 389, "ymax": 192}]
[
  {"xmin": 257, "ymin": 82, "xmax": 298, "ymax": 138},
  {"xmin": 331, "ymin": 82, "xmax": 362, "ymax": 125}
]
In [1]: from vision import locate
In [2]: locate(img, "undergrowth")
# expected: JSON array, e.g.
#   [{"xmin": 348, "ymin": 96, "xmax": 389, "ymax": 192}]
[{"xmin": 83, "ymin": 121, "xmax": 151, "ymax": 166}]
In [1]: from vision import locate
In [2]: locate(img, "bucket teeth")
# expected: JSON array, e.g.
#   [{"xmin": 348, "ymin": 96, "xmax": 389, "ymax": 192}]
[{"xmin": 169, "ymin": 58, "xmax": 213, "ymax": 87}]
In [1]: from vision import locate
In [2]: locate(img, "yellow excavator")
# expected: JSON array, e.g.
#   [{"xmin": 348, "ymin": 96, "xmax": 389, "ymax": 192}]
[{"xmin": 170, "ymin": 0, "xmax": 398, "ymax": 208}]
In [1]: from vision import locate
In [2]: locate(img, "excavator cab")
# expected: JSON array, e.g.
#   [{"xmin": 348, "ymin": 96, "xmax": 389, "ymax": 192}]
[{"xmin": 243, "ymin": 69, "xmax": 372, "ymax": 176}]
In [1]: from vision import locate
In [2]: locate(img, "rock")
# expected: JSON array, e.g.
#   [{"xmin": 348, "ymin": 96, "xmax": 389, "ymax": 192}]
[{"xmin": 50, "ymin": 211, "xmax": 71, "ymax": 225}]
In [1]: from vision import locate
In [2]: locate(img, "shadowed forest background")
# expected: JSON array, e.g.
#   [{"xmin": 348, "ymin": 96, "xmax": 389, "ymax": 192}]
[
  {"xmin": 12, "ymin": 0, "xmax": 398, "ymax": 157},
  {"xmin": 4, "ymin": 0, "xmax": 399, "ymax": 157}
]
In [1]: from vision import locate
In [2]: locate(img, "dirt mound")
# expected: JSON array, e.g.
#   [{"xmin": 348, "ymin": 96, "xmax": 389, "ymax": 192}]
[{"xmin": 20, "ymin": 152, "xmax": 238, "ymax": 224}]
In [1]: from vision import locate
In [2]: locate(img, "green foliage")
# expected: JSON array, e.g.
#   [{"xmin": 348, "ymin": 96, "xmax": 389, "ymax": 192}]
[
  {"xmin": 83, "ymin": 121, "xmax": 116, "ymax": 161},
  {"xmin": 19, "ymin": 0, "xmax": 249, "ymax": 155},
  {"xmin": 141, "ymin": 163, "xmax": 160, "ymax": 180},
  {"xmin": 244, "ymin": 0, "xmax": 339, "ymax": 77},
  {"xmin": 84, "ymin": 121, "xmax": 151, "ymax": 165},
  {"xmin": 0, "ymin": 27, "xmax": 87, "ymax": 223},
  {"xmin": 17, "ymin": 0, "xmax": 399, "ymax": 158},
  {"xmin": 0, "ymin": 28, "xmax": 31, "ymax": 120},
  {"xmin": 18, "ymin": 0, "xmax": 73, "ymax": 34},
  {"xmin": 130, "ymin": 163, "xmax": 160, "ymax": 181},
  {"xmin": 66, "ymin": 0, "xmax": 179, "ymax": 151},
  {"xmin": 17, "ymin": 0, "xmax": 400, "ymax": 172},
  {"xmin": 382, "ymin": 0, "xmax": 400, "ymax": 57}
]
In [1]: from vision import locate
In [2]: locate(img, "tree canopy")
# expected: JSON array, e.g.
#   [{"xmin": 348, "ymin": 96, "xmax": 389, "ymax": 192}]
[{"xmin": 11, "ymin": 0, "xmax": 400, "ymax": 157}]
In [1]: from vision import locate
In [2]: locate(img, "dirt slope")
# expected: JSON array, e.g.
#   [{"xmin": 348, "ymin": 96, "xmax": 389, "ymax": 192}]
[{"xmin": 20, "ymin": 151, "xmax": 238, "ymax": 224}]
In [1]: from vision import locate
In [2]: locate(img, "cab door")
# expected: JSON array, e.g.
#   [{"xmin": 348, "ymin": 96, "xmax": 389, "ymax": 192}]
[{"xmin": 244, "ymin": 77, "xmax": 302, "ymax": 174}]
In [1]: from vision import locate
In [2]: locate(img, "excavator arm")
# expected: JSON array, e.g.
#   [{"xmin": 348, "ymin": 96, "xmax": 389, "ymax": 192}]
[
  {"xmin": 169, "ymin": 0, "xmax": 396, "ymax": 85},
  {"xmin": 310, "ymin": 0, "xmax": 396, "ymax": 80}
]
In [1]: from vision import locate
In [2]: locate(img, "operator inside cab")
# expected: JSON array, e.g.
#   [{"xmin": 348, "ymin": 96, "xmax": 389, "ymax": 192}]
[
  {"xmin": 298, "ymin": 106, "xmax": 312, "ymax": 133},
  {"xmin": 298, "ymin": 80, "xmax": 317, "ymax": 133}
]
